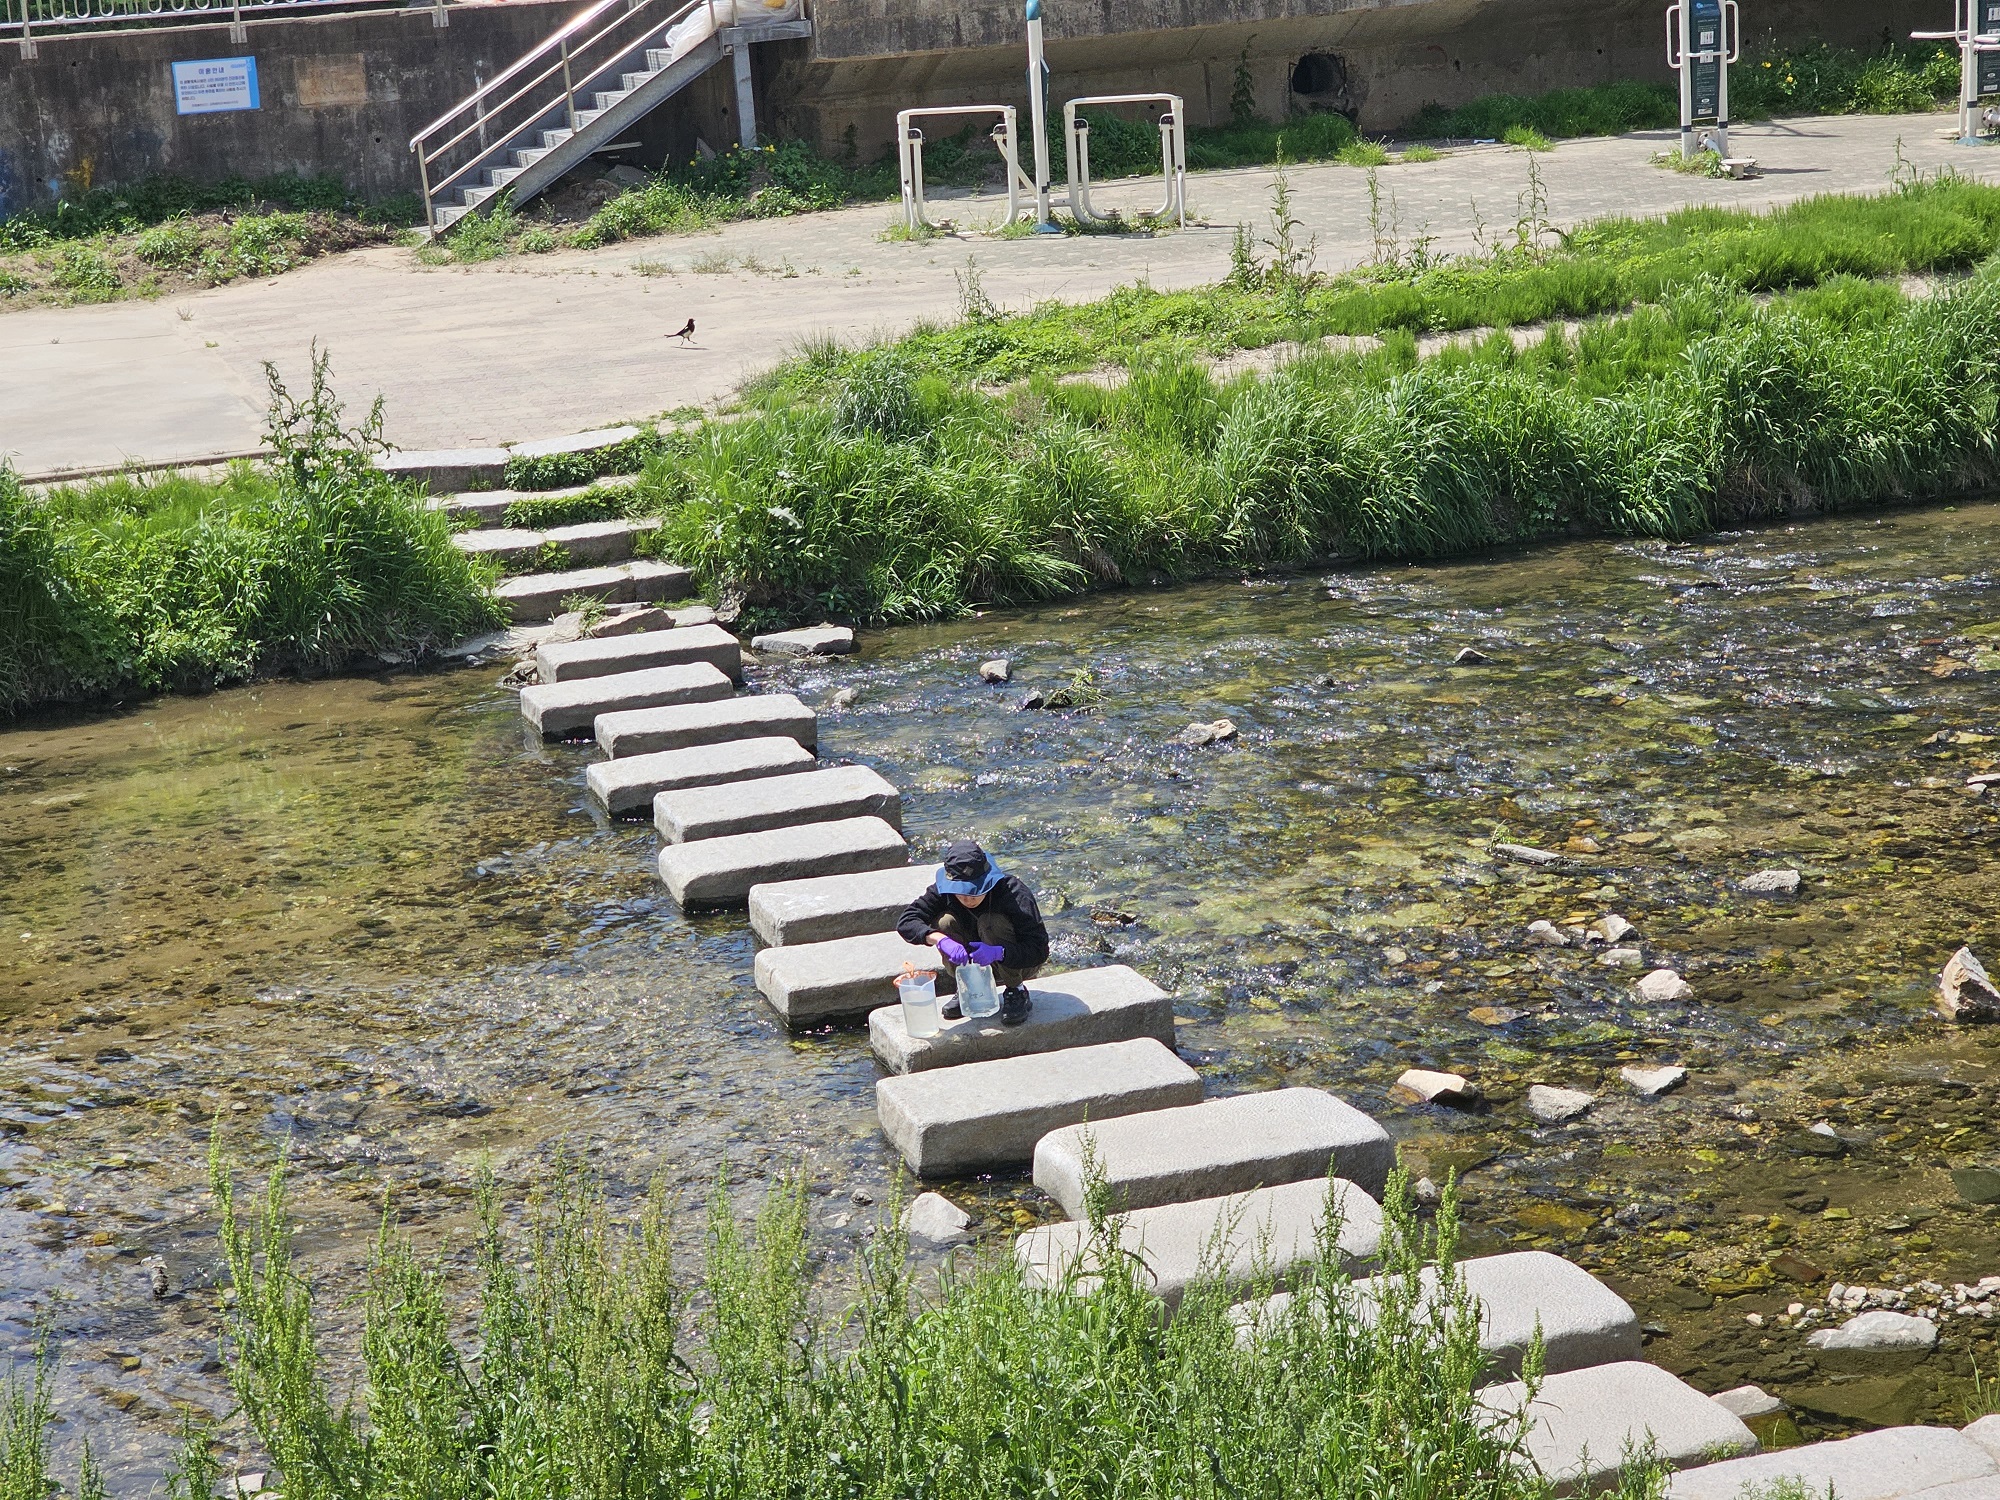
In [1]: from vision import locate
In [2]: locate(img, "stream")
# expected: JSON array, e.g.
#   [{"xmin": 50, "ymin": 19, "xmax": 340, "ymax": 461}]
[{"xmin": 4, "ymin": 499, "xmax": 2000, "ymax": 1488}]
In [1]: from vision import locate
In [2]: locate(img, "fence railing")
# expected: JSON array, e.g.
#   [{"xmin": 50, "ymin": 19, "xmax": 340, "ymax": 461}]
[{"xmin": 7, "ymin": 0, "xmax": 462, "ymax": 50}]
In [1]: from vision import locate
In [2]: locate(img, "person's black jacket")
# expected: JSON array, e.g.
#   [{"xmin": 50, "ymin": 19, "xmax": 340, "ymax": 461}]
[{"xmin": 897, "ymin": 874, "xmax": 1050, "ymax": 971}]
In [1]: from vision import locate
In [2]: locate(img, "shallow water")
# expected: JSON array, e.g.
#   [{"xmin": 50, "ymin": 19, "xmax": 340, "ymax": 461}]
[{"xmin": 5, "ymin": 500, "xmax": 2000, "ymax": 1487}]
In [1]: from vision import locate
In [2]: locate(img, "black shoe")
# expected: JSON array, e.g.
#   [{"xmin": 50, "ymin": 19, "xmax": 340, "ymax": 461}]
[
  {"xmin": 1000, "ymin": 986, "xmax": 1032, "ymax": 1026},
  {"xmin": 939, "ymin": 995, "xmax": 963, "ymax": 1021}
]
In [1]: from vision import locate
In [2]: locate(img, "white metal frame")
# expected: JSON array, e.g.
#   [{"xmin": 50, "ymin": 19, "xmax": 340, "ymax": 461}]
[
  {"xmin": 1664, "ymin": 0, "xmax": 1739, "ymax": 158},
  {"xmin": 1915, "ymin": 0, "xmax": 2000, "ymax": 144},
  {"xmin": 1062, "ymin": 93, "xmax": 1187, "ymax": 227},
  {"xmin": 895, "ymin": 105, "xmax": 1034, "ymax": 233}
]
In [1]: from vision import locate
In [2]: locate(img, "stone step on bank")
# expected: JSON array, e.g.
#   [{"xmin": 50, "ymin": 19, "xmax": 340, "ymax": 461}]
[
  {"xmin": 428, "ymin": 474, "xmax": 639, "ymax": 530},
  {"xmin": 658, "ymin": 815, "xmax": 907, "ymax": 909},
  {"xmin": 587, "ymin": 736, "xmax": 816, "ymax": 817},
  {"xmin": 455, "ymin": 517, "xmax": 660, "ymax": 573},
  {"xmin": 655, "ymin": 764, "xmax": 902, "ymax": 843},
  {"xmin": 875, "ymin": 1037, "xmax": 1202, "ymax": 1177},
  {"xmin": 520, "ymin": 661, "xmax": 734, "ymax": 739},
  {"xmin": 869, "ymin": 964, "xmax": 1176, "ymax": 1073},
  {"xmin": 598, "ymin": 693, "xmax": 817, "ymax": 759},
  {"xmin": 1032, "ymin": 1087, "xmax": 1395, "ymax": 1216},
  {"xmin": 538, "ymin": 622, "xmax": 741, "ymax": 684},
  {"xmin": 748, "ymin": 864, "xmax": 938, "ymax": 947},
  {"xmin": 493, "ymin": 558, "xmax": 692, "ymax": 624}
]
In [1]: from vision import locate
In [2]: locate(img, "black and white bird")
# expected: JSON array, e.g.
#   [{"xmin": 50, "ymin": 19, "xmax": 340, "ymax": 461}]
[{"xmin": 670, "ymin": 318, "xmax": 696, "ymax": 344}]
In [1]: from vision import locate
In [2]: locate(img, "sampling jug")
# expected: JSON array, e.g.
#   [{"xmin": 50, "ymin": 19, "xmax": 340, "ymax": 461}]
[{"xmin": 897, "ymin": 971, "xmax": 941, "ymax": 1038}]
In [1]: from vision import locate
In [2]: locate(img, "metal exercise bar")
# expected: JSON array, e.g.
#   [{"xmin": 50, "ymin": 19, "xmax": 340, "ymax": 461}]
[
  {"xmin": 1062, "ymin": 92, "xmax": 1186, "ymax": 227},
  {"xmin": 1915, "ymin": 0, "xmax": 2000, "ymax": 143},
  {"xmin": 895, "ymin": 105, "xmax": 1029, "ymax": 233}
]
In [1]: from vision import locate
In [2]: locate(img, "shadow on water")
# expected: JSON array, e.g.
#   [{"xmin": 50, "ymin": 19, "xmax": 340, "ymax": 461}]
[{"xmin": 4, "ymin": 499, "xmax": 2000, "ymax": 1484}]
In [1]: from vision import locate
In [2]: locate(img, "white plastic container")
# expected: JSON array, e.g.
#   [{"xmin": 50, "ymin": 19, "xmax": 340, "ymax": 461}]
[
  {"xmin": 897, "ymin": 972, "xmax": 941, "ymax": 1037},
  {"xmin": 958, "ymin": 962, "xmax": 1002, "ymax": 1019}
]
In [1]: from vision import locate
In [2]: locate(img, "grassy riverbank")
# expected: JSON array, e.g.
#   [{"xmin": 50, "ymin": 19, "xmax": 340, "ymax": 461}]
[{"xmin": 0, "ymin": 355, "xmax": 500, "ymax": 715}]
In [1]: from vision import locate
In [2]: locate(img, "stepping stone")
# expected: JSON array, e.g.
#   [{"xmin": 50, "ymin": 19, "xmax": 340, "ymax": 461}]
[
  {"xmin": 1485, "ymin": 1362, "xmax": 1755, "ymax": 1494},
  {"xmin": 876, "ymin": 1038, "xmax": 1201, "ymax": 1178},
  {"xmin": 658, "ymin": 815, "xmax": 906, "ymax": 910},
  {"xmin": 755, "ymin": 930, "xmax": 944, "ymax": 1023},
  {"xmin": 656, "ymin": 764, "xmax": 901, "ymax": 843},
  {"xmin": 752, "ymin": 625, "xmax": 856, "ymax": 657},
  {"xmin": 1034, "ymin": 1087, "xmax": 1393, "ymax": 1217},
  {"xmin": 455, "ymin": 518, "xmax": 660, "ymax": 572},
  {"xmin": 538, "ymin": 623, "xmax": 741, "ymax": 684},
  {"xmin": 519, "ymin": 662, "xmax": 733, "ymax": 739},
  {"xmin": 1016, "ymin": 1178, "xmax": 1383, "ymax": 1313},
  {"xmin": 597, "ymin": 693, "xmax": 816, "ymax": 759},
  {"xmin": 1236, "ymin": 1250, "xmax": 1641, "ymax": 1381},
  {"xmin": 1665, "ymin": 1425, "xmax": 1998, "ymax": 1500},
  {"xmin": 748, "ymin": 864, "xmax": 936, "ymax": 947},
  {"xmin": 492, "ymin": 559, "xmax": 692, "ymax": 623},
  {"xmin": 870, "ymin": 964, "xmax": 1175, "ymax": 1075},
  {"xmin": 585, "ymin": 736, "xmax": 815, "ymax": 817}
]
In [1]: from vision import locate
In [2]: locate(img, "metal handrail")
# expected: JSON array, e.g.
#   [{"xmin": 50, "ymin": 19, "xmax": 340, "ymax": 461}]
[
  {"xmin": 6, "ymin": 0, "xmax": 413, "ymax": 44},
  {"xmin": 410, "ymin": 0, "xmax": 715, "ymax": 227}
]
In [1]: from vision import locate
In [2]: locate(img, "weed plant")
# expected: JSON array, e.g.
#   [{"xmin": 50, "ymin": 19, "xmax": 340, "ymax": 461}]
[
  {"xmin": 0, "ymin": 173, "xmax": 417, "ymax": 253},
  {"xmin": 161, "ymin": 1136, "xmax": 1628, "ymax": 1500},
  {"xmin": 0, "ymin": 350, "xmax": 500, "ymax": 714}
]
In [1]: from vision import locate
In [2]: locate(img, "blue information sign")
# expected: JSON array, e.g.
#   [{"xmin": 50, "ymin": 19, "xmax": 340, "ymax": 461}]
[{"xmin": 172, "ymin": 57, "xmax": 260, "ymax": 115}]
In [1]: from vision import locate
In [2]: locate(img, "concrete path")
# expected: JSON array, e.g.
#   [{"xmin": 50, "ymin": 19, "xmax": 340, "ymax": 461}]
[{"xmin": 5, "ymin": 111, "xmax": 1991, "ymax": 479}]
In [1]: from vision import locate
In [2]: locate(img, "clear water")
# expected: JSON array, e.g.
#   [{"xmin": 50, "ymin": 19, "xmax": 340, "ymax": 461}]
[{"xmin": 5, "ymin": 500, "xmax": 2000, "ymax": 1487}]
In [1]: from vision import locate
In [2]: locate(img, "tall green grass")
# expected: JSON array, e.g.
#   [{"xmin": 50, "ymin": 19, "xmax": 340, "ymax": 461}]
[
  {"xmin": 0, "ymin": 351, "xmax": 501, "ymax": 714},
  {"xmin": 184, "ymin": 1135, "xmax": 1626, "ymax": 1500}
]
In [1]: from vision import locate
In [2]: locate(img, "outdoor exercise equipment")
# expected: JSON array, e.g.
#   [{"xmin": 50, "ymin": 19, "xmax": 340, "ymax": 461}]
[
  {"xmin": 1665, "ymin": 0, "xmax": 1739, "ymax": 158},
  {"xmin": 1063, "ymin": 94, "xmax": 1187, "ymax": 226},
  {"xmin": 1914, "ymin": 0, "xmax": 2000, "ymax": 143},
  {"xmin": 896, "ymin": 106, "xmax": 1035, "ymax": 232}
]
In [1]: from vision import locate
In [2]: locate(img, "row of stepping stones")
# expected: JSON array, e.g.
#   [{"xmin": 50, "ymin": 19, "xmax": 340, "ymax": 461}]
[{"xmin": 513, "ymin": 618, "xmax": 1995, "ymax": 1497}]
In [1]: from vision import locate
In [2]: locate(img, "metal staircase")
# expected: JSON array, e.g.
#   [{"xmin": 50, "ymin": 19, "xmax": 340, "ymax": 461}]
[{"xmin": 411, "ymin": 0, "xmax": 810, "ymax": 234}]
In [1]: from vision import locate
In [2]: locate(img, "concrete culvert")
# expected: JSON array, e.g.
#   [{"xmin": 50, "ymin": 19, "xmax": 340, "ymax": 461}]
[{"xmin": 1290, "ymin": 51, "xmax": 1356, "ymax": 118}]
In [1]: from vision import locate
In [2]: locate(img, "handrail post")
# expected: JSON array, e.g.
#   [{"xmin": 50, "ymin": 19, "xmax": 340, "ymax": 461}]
[
  {"xmin": 432, "ymin": 0, "xmax": 447, "ymax": 31},
  {"xmin": 415, "ymin": 143, "xmax": 434, "ymax": 233},
  {"xmin": 19, "ymin": 0, "xmax": 36, "ymax": 60},
  {"xmin": 560, "ymin": 31, "xmax": 577, "ymax": 133},
  {"xmin": 228, "ymin": 0, "xmax": 244, "ymax": 43}
]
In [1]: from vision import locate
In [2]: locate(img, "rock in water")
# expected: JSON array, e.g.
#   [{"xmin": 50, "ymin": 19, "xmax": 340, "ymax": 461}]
[
  {"xmin": 1176, "ymin": 719, "xmax": 1239, "ymax": 747},
  {"xmin": 1494, "ymin": 843, "xmax": 1562, "ymax": 866},
  {"xmin": 1592, "ymin": 914, "xmax": 1635, "ymax": 943},
  {"xmin": 1621, "ymin": 1064, "xmax": 1688, "ymax": 1096},
  {"xmin": 1525, "ymin": 919, "xmax": 1569, "ymax": 947},
  {"xmin": 751, "ymin": 625, "xmax": 856, "ymax": 657},
  {"xmin": 828, "ymin": 687, "xmax": 859, "ymax": 710},
  {"xmin": 145, "ymin": 1256, "xmax": 169, "ymax": 1298},
  {"xmin": 1711, "ymin": 1385, "xmax": 1787, "ymax": 1421},
  {"xmin": 1454, "ymin": 646, "xmax": 1494, "ymax": 665},
  {"xmin": 979, "ymin": 658, "xmax": 1012, "ymax": 683},
  {"xmin": 587, "ymin": 606, "xmax": 673, "ymax": 638},
  {"xmin": 1636, "ymin": 968, "xmax": 1693, "ymax": 1002},
  {"xmin": 1526, "ymin": 1085, "xmax": 1595, "ymax": 1123},
  {"xmin": 903, "ymin": 1191, "xmax": 973, "ymax": 1246},
  {"xmin": 1939, "ymin": 946, "xmax": 2000, "ymax": 1022},
  {"xmin": 1739, "ymin": 868, "xmax": 1801, "ymax": 896},
  {"xmin": 1392, "ymin": 1069, "xmax": 1482, "ymax": 1107},
  {"xmin": 1805, "ymin": 1311, "xmax": 1939, "ymax": 1352},
  {"xmin": 1016, "ymin": 690, "xmax": 1047, "ymax": 711}
]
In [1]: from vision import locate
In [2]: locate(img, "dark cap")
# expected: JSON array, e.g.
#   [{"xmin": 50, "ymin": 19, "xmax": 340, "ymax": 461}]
[{"xmin": 936, "ymin": 839, "xmax": 996, "ymax": 895}]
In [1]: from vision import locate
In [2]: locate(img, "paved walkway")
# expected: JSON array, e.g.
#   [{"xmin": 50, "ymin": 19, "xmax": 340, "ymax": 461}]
[{"xmin": 4, "ymin": 112, "xmax": 1993, "ymax": 480}]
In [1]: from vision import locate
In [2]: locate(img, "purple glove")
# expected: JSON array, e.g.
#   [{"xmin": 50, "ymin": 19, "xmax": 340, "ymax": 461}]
[
  {"xmin": 968, "ymin": 942, "xmax": 1006, "ymax": 967},
  {"xmin": 935, "ymin": 934, "xmax": 969, "ymax": 966}
]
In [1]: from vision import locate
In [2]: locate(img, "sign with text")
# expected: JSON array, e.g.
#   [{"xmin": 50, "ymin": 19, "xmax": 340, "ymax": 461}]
[{"xmin": 172, "ymin": 58, "xmax": 260, "ymax": 115}]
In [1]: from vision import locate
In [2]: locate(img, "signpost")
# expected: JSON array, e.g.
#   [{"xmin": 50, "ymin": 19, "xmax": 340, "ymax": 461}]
[
  {"xmin": 1025, "ymin": 0, "xmax": 1055, "ymax": 229},
  {"xmin": 172, "ymin": 57, "xmax": 260, "ymax": 114},
  {"xmin": 1665, "ymin": 0, "xmax": 1737, "ymax": 158}
]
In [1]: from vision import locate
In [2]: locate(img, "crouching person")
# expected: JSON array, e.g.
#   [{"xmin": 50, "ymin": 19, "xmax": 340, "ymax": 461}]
[{"xmin": 897, "ymin": 838, "xmax": 1049, "ymax": 1026}]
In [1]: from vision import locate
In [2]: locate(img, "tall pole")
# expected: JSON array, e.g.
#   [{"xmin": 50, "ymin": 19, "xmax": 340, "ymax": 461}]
[{"xmin": 1026, "ymin": 0, "xmax": 1054, "ymax": 228}]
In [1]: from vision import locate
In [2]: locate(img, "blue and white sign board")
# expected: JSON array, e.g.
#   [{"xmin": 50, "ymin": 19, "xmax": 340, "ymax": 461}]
[{"xmin": 172, "ymin": 58, "xmax": 260, "ymax": 115}]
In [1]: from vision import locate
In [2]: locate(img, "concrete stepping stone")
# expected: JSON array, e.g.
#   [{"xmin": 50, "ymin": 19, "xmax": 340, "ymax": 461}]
[
  {"xmin": 752, "ymin": 625, "xmax": 856, "ymax": 657},
  {"xmin": 748, "ymin": 864, "xmax": 936, "ymax": 947},
  {"xmin": 597, "ymin": 693, "xmax": 816, "ymax": 759},
  {"xmin": 755, "ymin": 930, "xmax": 945, "ymax": 1023},
  {"xmin": 1484, "ymin": 1361, "xmax": 1756, "ymax": 1494},
  {"xmin": 538, "ymin": 623, "xmax": 740, "ymax": 684},
  {"xmin": 1016, "ymin": 1177, "xmax": 1384, "ymax": 1313},
  {"xmin": 1236, "ymin": 1250, "xmax": 1641, "ymax": 1381},
  {"xmin": 656, "ymin": 764, "xmax": 901, "ymax": 843},
  {"xmin": 455, "ymin": 518, "xmax": 660, "ymax": 572},
  {"xmin": 1034, "ymin": 1087, "xmax": 1394, "ymax": 1217},
  {"xmin": 1666, "ymin": 1425, "xmax": 1998, "ymax": 1500},
  {"xmin": 658, "ymin": 815, "xmax": 906, "ymax": 910},
  {"xmin": 869, "ymin": 964, "xmax": 1174, "ymax": 1075},
  {"xmin": 876, "ymin": 1038, "xmax": 1201, "ymax": 1177},
  {"xmin": 519, "ymin": 662, "xmax": 733, "ymax": 739},
  {"xmin": 492, "ymin": 559, "xmax": 692, "ymax": 623},
  {"xmin": 585, "ymin": 736, "xmax": 815, "ymax": 817}
]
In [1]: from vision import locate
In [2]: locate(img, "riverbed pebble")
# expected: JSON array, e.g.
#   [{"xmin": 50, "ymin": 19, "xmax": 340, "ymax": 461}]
[
  {"xmin": 1525, "ymin": 920, "xmax": 1569, "ymax": 946},
  {"xmin": 1939, "ymin": 945, "xmax": 2000, "ymax": 1022},
  {"xmin": 1598, "ymin": 946, "xmax": 1645, "ymax": 968},
  {"xmin": 1392, "ymin": 1069, "xmax": 1481, "ymax": 1107},
  {"xmin": 1804, "ymin": 1309, "xmax": 1939, "ymax": 1351},
  {"xmin": 1712, "ymin": 1385, "xmax": 1787, "ymax": 1421},
  {"xmin": 1636, "ymin": 968, "xmax": 1694, "ymax": 1002},
  {"xmin": 1176, "ymin": 719, "xmax": 1238, "ymax": 747},
  {"xmin": 903, "ymin": 1191, "xmax": 973, "ymax": 1246},
  {"xmin": 1494, "ymin": 842, "xmax": 1562, "ymax": 865},
  {"xmin": 1592, "ymin": 914, "xmax": 1636, "ymax": 943},
  {"xmin": 979, "ymin": 659, "xmax": 1011, "ymax": 683},
  {"xmin": 1454, "ymin": 646, "xmax": 1494, "ymax": 665},
  {"xmin": 1738, "ymin": 868, "xmax": 1801, "ymax": 895},
  {"xmin": 1525, "ymin": 1085, "xmax": 1594, "ymax": 1124},
  {"xmin": 1620, "ymin": 1064, "xmax": 1688, "ymax": 1096}
]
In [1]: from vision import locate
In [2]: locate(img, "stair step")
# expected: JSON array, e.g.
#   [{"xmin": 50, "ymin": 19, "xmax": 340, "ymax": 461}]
[
  {"xmin": 1034, "ymin": 1087, "xmax": 1393, "ymax": 1218},
  {"xmin": 541, "ymin": 128, "xmax": 573, "ymax": 148},
  {"xmin": 1234, "ymin": 1250, "xmax": 1642, "ymax": 1382},
  {"xmin": 877, "ymin": 1037, "xmax": 1201, "ymax": 1178},
  {"xmin": 429, "ymin": 477, "xmax": 638, "ymax": 530},
  {"xmin": 869, "ymin": 963, "xmax": 1174, "ymax": 1075},
  {"xmin": 462, "ymin": 184, "xmax": 500, "ymax": 208},
  {"xmin": 657, "ymin": 814, "xmax": 908, "ymax": 910},
  {"xmin": 453, "ymin": 517, "xmax": 661, "ymax": 573},
  {"xmin": 511, "ymin": 147, "xmax": 550, "ymax": 168},
  {"xmin": 490, "ymin": 558, "xmax": 693, "ymax": 623},
  {"xmin": 489, "ymin": 166, "xmax": 527, "ymax": 187},
  {"xmin": 1018, "ymin": 1178, "xmax": 1383, "ymax": 1312},
  {"xmin": 434, "ymin": 204, "xmax": 472, "ymax": 229},
  {"xmin": 1487, "ymin": 1363, "xmax": 1756, "ymax": 1493},
  {"xmin": 377, "ymin": 446, "xmax": 509, "ymax": 493},
  {"xmin": 586, "ymin": 735, "xmax": 816, "ymax": 818},
  {"xmin": 748, "ymin": 863, "xmax": 936, "ymax": 948},
  {"xmin": 519, "ymin": 661, "xmax": 734, "ymax": 740},
  {"xmin": 620, "ymin": 70, "xmax": 656, "ymax": 91},
  {"xmin": 596, "ymin": 692, "xmax": 816, "ymax": 759},
  {"xmin": 537, "ymin": 620, "xmax": 739, "ymax": 684},
  {"xmin": 574, "ymin": 109, "xmax": 605, "ymax": 129},
  {"xmin": 755, "ymin": 929, "xmax": 943, "ymax": 1023},
  {"xmin": 592, "ymin": 89, "xmax": 628, "ymax": 111},
  {"xmin": 645, "ymin": 47, "xmax": 672, "ymax": 67}
]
